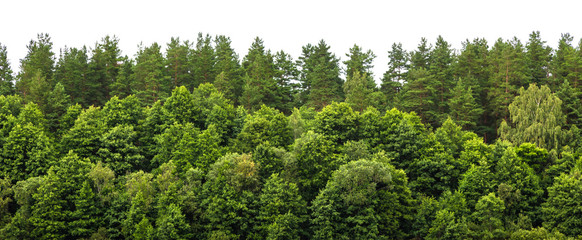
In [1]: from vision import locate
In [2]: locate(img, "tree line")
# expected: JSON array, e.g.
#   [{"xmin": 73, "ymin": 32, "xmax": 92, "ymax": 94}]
[{"xmin": 0, "ymin": 32, "xmax": 582, "ymax": 239}]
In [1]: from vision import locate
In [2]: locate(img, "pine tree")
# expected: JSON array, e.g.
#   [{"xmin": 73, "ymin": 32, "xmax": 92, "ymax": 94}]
[
  {"xmin": 344, "ymin": 44, "xmax": 376, "ymax": 89},
  {"xmin": 240, "ymin": 37, "xmax": 279, "ymax": 111},
  {"xmin": 165, "ymin": 37, "xmax": 193, "ymax": 89},
  {"xmin": 87, "ymin": 36, "xmax": 122, "ymax": 106},
  {"xmin": 448, "ymin": 79, "xmax": 483, "ymax": 130},
  {"xmin": 17, "ymin": 34, "xmax": 55, "ymax": 107},
  {"xmin": 428, "ymin": 36, "xmax": 455, "ymax": 124},
  {"xmin": 344, "ymin": 70, "xmax": 373, "ymax": 112},
  {"xmin": 192, "ymin": 33, "xmax": 216, "ymax": 87},
  {"xmin": 298, "ymin": 40, "xmax": 343, "ymax": 109},
  {"xmin": 525, "ymin": 31, "xmax": 552, "ymax": 86},
  {"xmin": 54, "ymin": 46, "xmax": 90, "ymax": 106},
  {"xmin": 214, "ymin": 35, "xmax": 243, "ymax": 103},
  {"xmin": 131, "ymin": 42, "xmax": 170, "ymax": 105},
  {"xmin": 273, "ymin": 50, "xmax": 298, "ymax": 113},
  {"xmin": 0, "ymin": 43, "xmax": 14, "ymax": 96},
  {"xmin": 455, "ymin": 38, "xmax": 492, "ymax": 140},
  {"xmin": 44, "ymin": 82, "xmax": 71, "ymax": 135},
  {"xmin": 381, "ymin": 43, "xmax": 408, "ymax": 106}
]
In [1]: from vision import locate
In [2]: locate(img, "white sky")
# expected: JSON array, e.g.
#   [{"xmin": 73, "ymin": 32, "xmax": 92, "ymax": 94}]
[{"xmin": 2, "ymin": 0, "xmax": 582, "ymax": 82}]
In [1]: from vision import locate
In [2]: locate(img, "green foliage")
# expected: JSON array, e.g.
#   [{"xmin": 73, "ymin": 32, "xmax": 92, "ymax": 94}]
[
  {"xmin": 131, "ymin": 42, "xmax": 170, "ymax": 105},
  {"xmin": 0, "ymin": 43, "xmax": 14, "ymax": 96},
  {"xmin": 236, "ymin": 105, "xmax": 292, "ymax": 152},
  {"xmin": 97, "ymin": 124, "xmax": 144, "ymax": 175},
  {"xmin": 469, "ymin": 192, "xmax": 506, "ymax": 239},
  {"xmin": 202, "ymin": 153, "xmax": 259, "ymax": 239},
  {"xmin": 311, "ymin": 160, "xmax": 414, "ymax": 239},
  {"xmin": 313, "ymin": 102, "xmax": 360, "ymax": 145},
  {"xmin": 542, "ymin": 169, "xmax": 582, "ymax": 237},
  {"xmin": 256, "ymin": 174, "xmax": 307, "ymax": 239},
  {"xmin": 298, "ymin": 40, "xmax": 343, "ymax": 109},
  {"xmin": 500, "ymin": 84, "xmax": 567, "ymax": 151},
  {"xmin": 60, "ymin": 106, "xmax": 105, "ymax": 160},
  {"xmin": 0, "ymin": 123, "xmax": 54, "ymax": 182},
  {"xmin": 292, "ymin": 131, "xmax": 342, "ymax": 201}
]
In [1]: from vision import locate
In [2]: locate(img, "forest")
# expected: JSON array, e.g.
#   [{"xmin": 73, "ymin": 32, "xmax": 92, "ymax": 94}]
[{"xmin": 1, "ymin": 31, "xmax": 582, "ymax": 239}]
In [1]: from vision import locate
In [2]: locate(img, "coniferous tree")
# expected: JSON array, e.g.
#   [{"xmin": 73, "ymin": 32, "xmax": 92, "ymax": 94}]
[
  {"xmin": 54, "ymin": 47, "xmax": 90, "ymax": 106},
  {"xmin": 298, "ymin": 40, "xmax": 343, "ymax": 109},
  {"xmin": 448, "ymin": 79, "xmax": 483, "ymax": 130},
  {"xmin": 273, "ymin": 50, "xmax": 298, "ymax": 113},
  {"xmin": 165, "ymin": 37, "xmax": 193, "ymax": 90},
  {"xmin": 214, "ymin": 35, "xmax": 243, "ymax": 103},
  {"xmin": 131, "ymin": 42, "xmax": 170, "ymax": 105},
  {"xmin": 44, "ymin": 82, "xmax": 71, "ymax": 135},
  {"xmin": 192, "ymin": 33, "xmax": 216, "ymax": 86},
  {"xmin": 381, "ymin": 43, "xmax": 408, "ymax": 107},
  {"xmin": 551, "ymin": 33, "xmax": 576, "ymax": 90},
  {"xmin": 87, "ymin": 36, "xmax": 122, "ymax": 106},
  {"xmin": 455, "ymin": 38, "xmax": 492, "ymax": 140},
  {"xmin": 488, "ymin": 38, "xmax": 527, "ymax": 126},
  {"xmin": 428, "ymin": 36, "xmax": 455, "ymax": 125},
  {"xmin": 344, "ymin": 44, "xmax": 376, "ymax": 89},
  {"xmin": 525, "ymin": 31, "xmax": 552, "ymax": 86},
  {"xmin": 17, "ymin": 33, "xmax": 55, "ymax": 107},
  {"xmin": 240, "ymin": 37, "xmax": 280, "ymax": 111},
  {"xmin": 109, "ymin": 57, "xmax": 134, "ymax": 98},
  {"xmin": 0, "ymin": 43, "xmax": 14, "ymax": 96}
]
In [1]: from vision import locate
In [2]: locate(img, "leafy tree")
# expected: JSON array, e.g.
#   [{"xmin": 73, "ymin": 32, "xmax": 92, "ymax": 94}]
[
  {"xmin": 0, "ymin": 123, "xmax": 54, "ymax": 182},
  {"xmin": 163, "ymin": 86, "xmax": 200, "ymax": 125},
  {"xmin": 236, "ymin": 105, "xmax": 292, "ymax": 152},
  {"xmin": 60, "ymin": 106, "xmax": 105, "ymax": 160},
  {"xmin": 202, "ymin": 153, "xmax": 260, "ymax": 239},
  {"xmin": 292, "ymin": 131, "xmax": 342, "ymax": 202},
  {"xmin": 70, "ymin": 180, "xmax": 100, "ymax": 239},
  {"xmin": 101, "ymin": 94, "xmax": 144, "ymax": 128},
  {"xmin": 468, "ymin": 193, "xmax": 506, "ymax": 239},
  {"xmin": 0, "ymin": 43, "xmax": 14, "ymax": 95},
  {"xmin": 0, "ymin": 177, "xmax": 13, "ymax": 227},
  {"xmin": 313, "ymin": 101, "xmax": 360, "ymax": 145},
  {"xmin": 29, "ymin": 152, "xmax": 93, "ymax": 240},
  {"xmin": 155, "ymin": 203, "xmax": 192, "ymax": 240},
  {"xmin": 311, "ymin": 159, "xmax": 414, "ymax": 239},
  {"xmin": 426, "ymin": 210, "xmax": 468, "ymax": 240},
  {"xmin": 256, "ymin": 174, "xmax": 307, "ymax": 239},
  {"xmin": 499, "ymin": 84, "xmax": 566, "ymax": 151},
  {"xmin": 542, "ymin": 168, "xmax": 582, "ymax": 237},
  {"xmin": 97, "ymin": 124, "xmax": 144, "ymax": 175}
]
